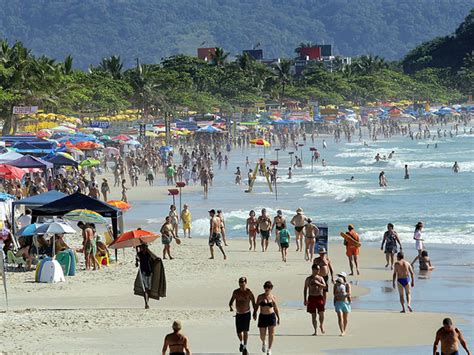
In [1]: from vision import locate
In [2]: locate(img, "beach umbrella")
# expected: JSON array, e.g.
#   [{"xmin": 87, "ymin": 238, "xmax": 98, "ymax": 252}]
[
  {"xmin": 0, "ymin": 164, "xmax": 26, "ymax": 180},
  {"xmin": 124, "ymin": 140, "xmax": 141, "ymax": 146},
  {"xmin": 80, "ymin": 159, "xmax": 101, "ymax": 167},
  {"xmin": 103, "ymin": 147, "xmax": 120, "ymax": 156},
  {"xmin": 109, "ymin": 229, "xmax": 159, "ymax": 249},
  {"xmin": 36, "ymin": 129, "xmax": 52, "ymax": 138},
  {"xmin": 18, "ymin": 223, "xmax": 44, "ymax": 237},
  {"xmin": 34, "ymin": 222, "xmax": 76, "ymax": 235},
  {"xmin": 75, "ymin": 141, "xmax": 103, "ymax": 150},
  {"xmin": 112, "ymin": 134, "xmax": 131, "ymax": 142},
  {"xmin": 250, "ymin": 138, "xmax": 271, "ymax": 147},
  {"xmin": 64, "ymin": 209, "xmax": 107, "ymax": 224},
  {"xmin": 107, "ymin": 200, "xmax": 131, "ymax": 211}
]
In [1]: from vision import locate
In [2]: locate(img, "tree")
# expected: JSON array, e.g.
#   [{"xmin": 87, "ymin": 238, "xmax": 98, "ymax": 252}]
[
  {"xmin": 211, "ymin": 47, "xmax": 229, "ymax": 66},
  {"xmin": 97, "ymin": 55, "xmax": 124, "ymax": 79},
  {"xmin": 273, "ymin": 59, "xmax": 293, "ymax": 104}
]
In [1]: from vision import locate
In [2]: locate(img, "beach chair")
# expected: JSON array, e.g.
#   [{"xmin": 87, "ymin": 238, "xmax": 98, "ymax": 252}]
[{"xmin": 6, "ymin": 250, "xmax": 24, "ymax": 271}]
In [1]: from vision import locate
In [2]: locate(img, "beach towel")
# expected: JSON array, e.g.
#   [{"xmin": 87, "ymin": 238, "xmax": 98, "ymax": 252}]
[{"xmin": 133, "ymin": 250, "xmax": 166, "ymax": 300}]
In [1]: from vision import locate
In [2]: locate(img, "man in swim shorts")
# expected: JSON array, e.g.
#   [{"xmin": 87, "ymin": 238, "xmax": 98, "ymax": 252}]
[
  {"xmin": 345, "ymin": 224, "xmax": 360, "ymax": 275},
  {"xmin": 209, "ymin": 209, "xmax": 227, "ymax": 260},
  {"xmin": 257, "ymin": 208, "xmax": 272, "ymax": 252},
  {"xmin": 392, "ymin": 251, "xmax": 415, "ymax": 313},
  {"xmin": 433, "ymin": 318, "xmax": 470, "ymax": 355},
  {"xmin": 304, "ymin": 264, "xmax": 327, "ymax": 335},
  {"xmin": 313, "ymin": 248, "xmax": 335, "ymax": 301},
  {"xmin": 291, "ymin": 208, "xmax": 306, "ymax": 252},
  {"xmin": 229, "ymin": 277, "xmax": 256, "ymax": 353}
]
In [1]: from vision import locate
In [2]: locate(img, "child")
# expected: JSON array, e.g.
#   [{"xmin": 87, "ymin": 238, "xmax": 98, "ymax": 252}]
[{"xmin": 279, "ymin": 227, "xmax": 291, "ymax": 262}]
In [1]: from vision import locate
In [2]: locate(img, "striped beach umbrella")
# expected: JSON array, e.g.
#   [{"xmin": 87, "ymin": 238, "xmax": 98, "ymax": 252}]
[{"xmin": 64, "ymin": 209, "xmax": 107, "ymax": 224}]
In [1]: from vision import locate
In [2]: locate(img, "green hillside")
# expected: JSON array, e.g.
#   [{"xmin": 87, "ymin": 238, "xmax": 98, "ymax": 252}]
[{"xmin": 0, "ymin": 0, "xmax": 472, "ymax": 68}]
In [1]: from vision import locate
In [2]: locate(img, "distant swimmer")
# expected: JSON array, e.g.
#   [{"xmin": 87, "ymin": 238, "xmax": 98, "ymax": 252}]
[
  {"xmin": 392, "ymin": 251, "xmax": 414, "ymax": 313},
  {"xmin": 375, "ymin": 153, "xmax": 381, "ymax": 162},
  {"xmin": 322, "ymin": 159, "xmax": 326, "ymax": 167},
  {"xmin": 346, "ymin": 176, "xmax": 355, "ymax": 181},
  {"xmin": 235, "ymin": 167, "xmax": 242, "ymax": 185},
  {"xmin": 404, "ymin": 164, "xmax": 410, "ymax": 179},
  {"xmin": 453, "ymin": 161, "xmax": 460, "ymax": 173},
  {"xmin": 363, "ymin": 141, "xmax": 369, "ymax": 147},
  {"xmin": 288, "ymin": 167, "xmax": 292, "ymax": 179},
  {"xmin": 388, "ymin": 151, "xmax": 395, "ymax": 159},
  {"xmin": 435, "ymin": 143, "xmax": 438, "ymax": 148},
  {"xmin": 433, "ymin": 318, "xmax": 471, "ymax": 355},
  {"xmin": 379, "ymin": 171, "xmax": 387, "ymax": 187},
  {"xmin": 322, "ymin": 140, "xmax": 327, "ymax": 149}
]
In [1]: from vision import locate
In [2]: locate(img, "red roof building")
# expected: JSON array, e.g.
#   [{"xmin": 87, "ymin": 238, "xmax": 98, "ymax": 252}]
[{"xmin": 197, "ymin": 47, "xmax": 216, "ymax": 62}]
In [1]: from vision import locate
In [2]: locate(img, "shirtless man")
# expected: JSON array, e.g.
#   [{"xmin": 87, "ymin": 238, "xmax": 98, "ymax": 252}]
[
  {"xmin": 291, "ymin": 208, "xmax": 306, "ymax": 252},
  {"xmin": 433, "ymin": 318, "xmax": 470, "ymax": 355},
  {"xmin": 209, "ymin": 209, "xmax": 226, "ymax": 260},
  {"xmin": 246, "ymin": 210, "xmax": 258, "ymax": 251},
  {"xmin": 229, "ymin": 277, "xmax": 257, "ymax": 353},
  {"xmin": 313, "ymin": 248, "xmax": 334, "ymax": 301},
  {"xmin": 304, "ymin": 219, "xmax": 319, "ymax": 262},
  {"xmin": 161, "ymin": 321, "xmax": 191, "ymax": 355},
  {"xmin": 258, "ymin": 208, "xmax": 272, "ymax": 252},
  {"xmin": 392, "ymin": 252, "xmax": 415, "ymax": 313},
  {"xmin": 304, "ymin": 264, "xmax": 327, "ymax": 335},
  {"xmin": 272, "ymin": 210, "xmax": 286, "ymax": 251}
]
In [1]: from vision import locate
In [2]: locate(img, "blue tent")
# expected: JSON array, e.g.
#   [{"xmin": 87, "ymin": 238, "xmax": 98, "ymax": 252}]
[
  {"xmin": 46, "ymin": 154, "xmax": 78, "ymax": 167},
  {"xmin": 196, "ymin": 125, "xmax": 222, "ymax": 133},
  {"xmin": 12, "ymin": 142, "xmax": 55, "ymax": 155},
  {"xmin": 9, "ymin": 155, "xmax": 53, "ymax": 169}
]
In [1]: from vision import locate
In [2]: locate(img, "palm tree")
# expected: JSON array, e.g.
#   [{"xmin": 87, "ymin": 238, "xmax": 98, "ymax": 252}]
[
  {"xmin": 273, "ymin": 59, "xmax": 293, "ymax": 104},
  {"xmin": 352, "ymin": 55, "xmax": 388, "ymax": 75},
  {"xmin": 98, "ymin": 55, "xmax": 123, "ymax": 79},
  {"xmin": 211, "ymin": 47, "xmax": 229, "ymax": 66}
]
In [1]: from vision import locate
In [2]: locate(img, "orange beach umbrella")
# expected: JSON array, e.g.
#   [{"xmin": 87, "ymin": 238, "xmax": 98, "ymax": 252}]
[{"xmin": 109, "ymin": 229, "xmax": 159, "ymax": 249}]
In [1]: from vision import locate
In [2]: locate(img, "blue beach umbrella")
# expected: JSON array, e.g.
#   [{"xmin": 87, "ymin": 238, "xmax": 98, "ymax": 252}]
[{"xmin": 18, "ymin": 223, "xmax": 44, "ymax": 237}]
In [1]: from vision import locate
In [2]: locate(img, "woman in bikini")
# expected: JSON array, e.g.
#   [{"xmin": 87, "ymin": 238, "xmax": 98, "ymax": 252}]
[
  {"xmin": 217, "ymin": 210, "xmax": 228, "ymax": 246},
  {"xmin": 246, "ymin": 210, "xmax": 258, "ymax": 251},
  {"xmin": 161, "ymin": 320, "xmax": 191, "ymax": 355},
  {"xmin": 254, "ymin": 281, "xmax": 280, "ymax": 355}
]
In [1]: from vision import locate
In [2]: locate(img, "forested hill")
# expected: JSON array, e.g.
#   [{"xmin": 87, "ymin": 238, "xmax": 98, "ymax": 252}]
[{"xmin": 0, "ymin": 0, "xmax": 472, "ymax": 69}]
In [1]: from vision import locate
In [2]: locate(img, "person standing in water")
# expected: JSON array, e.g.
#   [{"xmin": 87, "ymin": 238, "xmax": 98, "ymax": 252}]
[
  {"xmin": 410, "ymin": 222, "xmax": 424, "ymax": 266},
  {"xmin": 381, "ymin": 223, "xmax": 402, "ymax": 269},
  {"xmin": 453, "ymin": 161, "xmax": 460, "ymax": 173},
  {"xmin": 379, "ymin": 171, "xmax": 387, "ymax": 187},
  {"xmin": 433, "ymin": 318, "xmax": 470, "ymax": 355},
  {"xmin": 404, "ymin": 164, "xmax": 410, "ymax": 179},
  {"xmin": 228, "ymin": 277, "xmax": 256, "ymax": 354},
  {"xmin": 161, "ymin": 321, "xmax": 191, "ymax": 355},
  {"xmin": 392, "ymin": 252, "xmax": 414, "ymax": 313}
]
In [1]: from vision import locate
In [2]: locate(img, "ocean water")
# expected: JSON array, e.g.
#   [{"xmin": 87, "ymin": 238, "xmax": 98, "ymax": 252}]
[{"xmin": 127, "ymin": 129, "xmax": 474, "ymax": 245}]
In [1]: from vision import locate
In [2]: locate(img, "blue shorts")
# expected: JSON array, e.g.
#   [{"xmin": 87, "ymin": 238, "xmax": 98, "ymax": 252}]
[{"xmin": 335, "ymin": 301, "xmax": 351, "ymax": 313}]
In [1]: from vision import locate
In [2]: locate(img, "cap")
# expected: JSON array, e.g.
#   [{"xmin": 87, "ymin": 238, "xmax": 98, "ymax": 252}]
[
  {"xmin": 318, "ymin": 248, "xmax": 327, "ymax": 254},
  {"xmin": 335, "ymin": 277, "xmax": 344, "ymax": 284},
  {"xmin": 337, "ymin": 271, "xmax": 347, "ymax": 279},
  {"xmin": 296, "ymin": 208, "xmax": 303, "ymax": 214}
]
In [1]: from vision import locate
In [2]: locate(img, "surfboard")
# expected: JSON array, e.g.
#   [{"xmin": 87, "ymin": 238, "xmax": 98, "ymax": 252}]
[
  {"xmin": 56, "ymin": 251, "xmax": 71, "ymax": 276},
  {"xmin": 340, "ymin": 232, "xmax": 361, "ymax": 247}
]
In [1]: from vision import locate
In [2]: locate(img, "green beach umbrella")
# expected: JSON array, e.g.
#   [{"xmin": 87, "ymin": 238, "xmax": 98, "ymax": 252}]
[{"xmin": 80, "ymin": 159, "xmax": 100, "ymax": 167}]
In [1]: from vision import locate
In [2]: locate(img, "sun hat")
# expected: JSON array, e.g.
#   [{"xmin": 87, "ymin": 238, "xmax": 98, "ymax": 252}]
[
  {"xmin": 335, "ymin": 277, "xmax": 344, "ymax": 283},
  {"xmin": 337, "ymin": 271, "xmax": 347, "ymax": 279},
  {"xmin": 318, "ymin": 247, "xmax": 327, "ymax": 254},
  {"xmin": 296, "ymin": 208, "xmax": 303, "ymax": 214}
]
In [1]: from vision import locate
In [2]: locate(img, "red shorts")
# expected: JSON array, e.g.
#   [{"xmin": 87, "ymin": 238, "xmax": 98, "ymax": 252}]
[
  {"xmin": 306, "ymin": 295, "xmax": 325, "ymax": 313},
  {"xmin": 346, "ymin": 247, "xmax": 359, "ymax": 257}
]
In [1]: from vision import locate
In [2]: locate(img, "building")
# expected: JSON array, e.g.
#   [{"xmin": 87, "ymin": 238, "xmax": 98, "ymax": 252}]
[
  {"xmin": 298, "ymin": 46, "xmax": 321, "ymax": 60},
  {"xmin": 197, "ymin": 47, "xmax": 216, "ymax": 62},
  {"xmin": 243, "ymin": 49, "xmax": 263, "ymax": 60}
]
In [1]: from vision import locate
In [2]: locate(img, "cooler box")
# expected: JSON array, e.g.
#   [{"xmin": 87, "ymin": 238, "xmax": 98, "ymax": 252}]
[{"xmin": 315, "ymin": 223, "xmax": 328, "ymax": 253}]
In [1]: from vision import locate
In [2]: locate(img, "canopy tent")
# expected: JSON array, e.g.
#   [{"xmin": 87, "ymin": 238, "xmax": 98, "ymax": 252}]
[
  {"xmin": 11, "ymin": 190, "xmax": 67, "ymax": 236},
  {"xmin": 196, "ymin": 125, "xmax": 223, "ymax": 133},
  {"xmin": 32, "ymin": 192, "xmax": 123, "ymax": 241},
  {"xmin": 9, "ymin": 155, "xmax": 53, "ymax": 169},
  {"xmin": 0, "ymin": 151, "xmax": 23, "ymax": 163},
  {"xmin": 46, "ymin": 154, "xmax": 78, "ymax": 167}
]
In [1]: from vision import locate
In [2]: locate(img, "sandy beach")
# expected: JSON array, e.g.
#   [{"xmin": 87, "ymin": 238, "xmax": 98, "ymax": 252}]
[{"xmin": 1, "ymin": 237, "xmax": 462, "ymax": 354}]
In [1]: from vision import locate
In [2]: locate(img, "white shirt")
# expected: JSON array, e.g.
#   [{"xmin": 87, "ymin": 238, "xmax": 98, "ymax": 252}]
[
  {"xmin": 17, "ymin": 214, "xmax": 32, "ymax": 229},
  {"xmin": 414, "ymin": 230, "xmax": 423, "ymax": 250}
]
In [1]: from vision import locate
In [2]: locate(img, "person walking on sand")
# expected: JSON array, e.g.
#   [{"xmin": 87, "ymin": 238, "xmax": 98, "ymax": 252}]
[
  {"xmin": 381, "ymin": 223, "xmax": 402, "ymax": 269},
  {"xmin": 313, "ymin": 248, "xmax": 335, "ymax": 301},
  {"xmin": 392, "ymin": 252, "xmax": 415, "ymax": 313},
  {"xmin": 410, "ymin": 222, "xmax": 424, "ymax": 266},
  {"xmin": 258, "ymin": 208, "xmax": 272, "ymax": 252},
  {"xmin": 304, "ymin": 264, "xmax": 327, "ymax": 336},
  {"xmin": 208, "ymin": 209, "xmax": 227, "ymax": 260},
  {"xmin": 291, "ymin": 208, "xmax": 306, "ymax": 252},
  {"xmin": 181, "ymin": 204, "xmax": 192, "ymax": 238},
  {"xmin": 121, "ymin": 179, "xmax": 129, "ymax": 203},
  {"xmin": 169, "ymin": 204, "xmax": 179, "ymax": 238},
  {"xmin": 161, "ymin": 321, "xmax": 191, "ymax": 355},
  {"xmin": 218, "ymin": 210, "xmax": 229, "ymax": 246},
  {"xmin": 278, "ymin": 226, "xmax": 290, "ymax": 262},
  {"xmin": 345, "ymin": 224, "xmax": 360, "ymax": 275},
  {"xmin": 272, "ymin": 210, "xmax": 286, "ymax": 251},
  {"xmin": 334, "ymin": 273, "xmax": 352, "ymax": 336},
  {"xmin": 160, "ymin": 216, "xmax": 178, "ymax": 260},
  {"xmin": 101, "ymin": 178, "xmax": 110, "ymax": 201},
  {"xmin": 255, "ymin": 281, "xmax": 280, "ymax": 355},
  {"xmin": 229, "ymin": 277, "xmax": 257, "ymax": 354},
  {"xmin": 304, "ymin": 218, "xmax": 319, "ymax": 262},
  {"xmin": 433, "ymin": 318, "xmax": 471, "ymax": 355},
  {"xmin": 246, "ymin": 210, "xmax": 258, "ymax": 251},
  {"xmin": 136, "ymin": 243, "xmax": 153, "ymax": 309}
]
